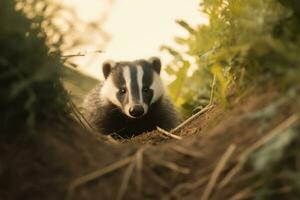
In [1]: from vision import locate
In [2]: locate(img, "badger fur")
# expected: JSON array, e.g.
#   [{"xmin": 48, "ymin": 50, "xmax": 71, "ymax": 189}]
[{"xmin": 82, "ymin": 57, "xmax": 180, "ymax": 138}]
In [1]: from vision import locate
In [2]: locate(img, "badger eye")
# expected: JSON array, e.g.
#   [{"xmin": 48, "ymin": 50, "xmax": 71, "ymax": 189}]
[
  {"xmin": 120, "ymin": 87, "xmax": 127, "ymax": 94},
  {"xmin": 142, "ymin": 86, "xmax": 150, "ymax": 93}
]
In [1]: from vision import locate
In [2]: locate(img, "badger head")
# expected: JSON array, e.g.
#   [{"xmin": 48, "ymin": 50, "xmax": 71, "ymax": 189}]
[{"xmin": 100, "ymin": 57, "xmax": 164, "ymax": 118}]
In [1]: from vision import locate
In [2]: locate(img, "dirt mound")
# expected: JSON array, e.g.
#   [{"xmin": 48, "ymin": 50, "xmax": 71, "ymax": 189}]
[{"xmin": 2, "ymin": 88, "xmax": 298, "ymax": 200}]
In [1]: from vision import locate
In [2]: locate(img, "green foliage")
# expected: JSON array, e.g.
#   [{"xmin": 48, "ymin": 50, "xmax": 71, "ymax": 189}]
[
  {"xmin": 251, "ymin": 128, "xmax": 297, "ymax": 173},
  {"xmin": 163, "ymin": 0, "xmax": 300, "ymax": 117},
  {"xmin": 163, "ymin": 1, "xmax": 300, "ymax": 197},
  {"xmin": 248, "ymin": 125, "xmax": 300, "ymax": 200},
  {"xmin": 0, "ymin": 0, "xmax": 71, "ymax": 139}
]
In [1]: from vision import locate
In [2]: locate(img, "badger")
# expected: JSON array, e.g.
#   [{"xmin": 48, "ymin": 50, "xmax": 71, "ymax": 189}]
[{"xmin": 82, "ymin": 57, "xmax": 180, "ymax": 138}]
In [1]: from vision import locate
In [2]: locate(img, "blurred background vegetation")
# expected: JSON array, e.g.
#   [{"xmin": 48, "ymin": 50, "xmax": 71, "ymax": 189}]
[
  {"xmin": 0, "ymin": 0, "xmax": 104, "ymax": 138},
  {"xmin": 163, "ymin": 0, "xmax": 300, "ymax": 117},
  {"xmin": 0, "ymin": 0, "xmax": 70, "ymax": 137}
]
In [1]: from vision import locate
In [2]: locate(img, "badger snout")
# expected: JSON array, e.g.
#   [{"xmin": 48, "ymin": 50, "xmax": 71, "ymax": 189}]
[{"xmin": 129, "ymin": 105, "xmax": 144, "ymax": 118}]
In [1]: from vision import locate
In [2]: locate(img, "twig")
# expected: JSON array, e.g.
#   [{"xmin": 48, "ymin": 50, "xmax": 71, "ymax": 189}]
[
  {"xmin": 61, "ymin": 53, "xmax": 86, "ymax": 58},
  {"xmin": 166, "ymin": 176, "xmax": 209, "ymax": 200},
  {"xmin": 229, "ymin": 181, "xmax": 262, "ymax": 200},
  {"xmin": 116, "ymin": 146, "xmax": 147, "ymax": 200},
  {"xmin": 201, "ymin": 144, "xmax": 236, "ymax": 200},
  {"xmin": 171, "ymin": 145, "xmax": 204, "ymax": 158},
  {"xmin": 230, "ymin": 186, "xmax": 253, "ymax": 200},
  {"xmin": 116, "ymin": 162, "xmax": 136, "ymax": 200},
  {"xmin": 171, "ymin": 105, "xmax": 214, "ymax": 133},
  {"xmin": 69, "ymin": 101, "xmax": 88, "ymax": 130},
  {"xmin": 135, "ymin": 145, "xmax": 145, "ymax": 193},
  {"xmin": 190, "ymin": 72, "xmax": 216, "ymax": 113},
  {"xmin": 61, "ymin": 50, "xmax": 103, "ymax": 58},
  {"xmin": 152, "ymin": 157, "xmax": 190, "ymax": 174},
  {"xmin": 209, "ymin": 74, "xmax": 216, "ymax": 105},
  {"xmin": 66, "ymin": 156, "xmax": 134, "ymax": 200},
  {"xmin": 218, "ymin": 161, "xmax": 244, "ymax": 189},
  {"xmin": 69, "ymin": 101, "xmax": 110, "ymax": 143},
  {"xmin": 218, "ymin": 114, "xmax": 298, "ymax": 189},
  {"xmin": 230, "ymin": 183, "xmax": 291, "ymax": 200},
  {"xmin": 106, "ymin": 135, "xmax": 119, "ymax": 144},
  {"xmin": 239, "ymin": 114, "xmax": 298, "ymax": 160},
  {"xmin": 157, "ymin": 127, "xmax": 182, "ymax": 140},
  {"xmin": 69, "ymin": 100, "xmax": 95, "ymax": 132},
  {"xmin": 151, "ymin": 171, "xmax": 170, "ymax": 188}
]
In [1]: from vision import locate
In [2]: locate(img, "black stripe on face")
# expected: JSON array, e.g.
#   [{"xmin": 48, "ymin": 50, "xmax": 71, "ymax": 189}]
[
  {"xmin": 111, "ymin": 65, "xmax": 128, "ymax": 106},
  {"xmin": 140, "ymin": 62, "xmax": 154, "ymax": 105},
  {"xmin": 111, "ymin": 66, "xmax": 126, "ymax": 86},
  {"xmin": 129, "ymin": 65, "xmax": 140, "ymax": 104}
]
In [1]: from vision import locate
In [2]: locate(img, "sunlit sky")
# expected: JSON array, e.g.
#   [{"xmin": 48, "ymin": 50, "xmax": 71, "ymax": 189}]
[{"xmin": 61, "ymin": 0, "xmax": 208, "ymax": 80}]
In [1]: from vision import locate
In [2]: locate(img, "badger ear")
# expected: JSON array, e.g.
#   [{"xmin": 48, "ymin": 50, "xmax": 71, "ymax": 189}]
[
  {"xmin": 102, "ymin": 60, "xmax": 115, "ymax": 79},
  {"xmin": 149, "ymin": 57, "xmax": 161, "ymax": 74}
]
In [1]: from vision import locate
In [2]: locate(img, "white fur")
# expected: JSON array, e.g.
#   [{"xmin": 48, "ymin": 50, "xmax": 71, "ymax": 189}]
[
  {"xmin": 137, "ymin": 65, "xmax": 143, "ymax": 103},
  {"xmin": 123, "ymin": 66, "xmax": 136, "ymax": 117},
  {"xmin": 122, "ymin": 66, "xmax": 132, "ymax": 107},
  {"xmin": 137, "ymin": 65, "xmax": 149, "ymax": 113},
  {"xmin": 99, "ymin": 76, "xmax": 121, "ymax": 107},
  {"xmin": 150, "ymin": 72, "xmax": 165, "ymax": 104}
]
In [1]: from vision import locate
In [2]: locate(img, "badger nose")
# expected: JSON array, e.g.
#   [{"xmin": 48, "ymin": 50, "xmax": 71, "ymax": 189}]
[{"xmin": 129, "ymin": 105, "xmax": 144, "ymax": 118}]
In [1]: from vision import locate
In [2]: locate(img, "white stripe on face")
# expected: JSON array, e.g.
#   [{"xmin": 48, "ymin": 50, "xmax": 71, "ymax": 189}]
[
  {"xmin": 122, "ymin": 66, "xmax": 132, "ymax": 104},
  {"xmin": 136, "ymin": 65, "xmax": 144, "ymax": 103},
  {"xmin": 150, "ymin": 72, "xmax": 164, "ymax": 104},
  {"xmin": 123, "ymin": 66, "xmax": 135, "ymax": 117}
]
